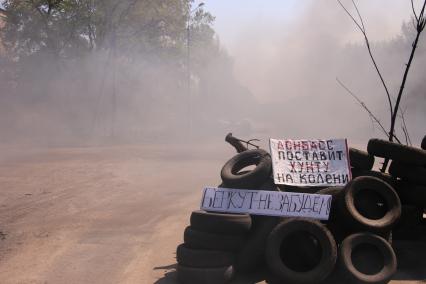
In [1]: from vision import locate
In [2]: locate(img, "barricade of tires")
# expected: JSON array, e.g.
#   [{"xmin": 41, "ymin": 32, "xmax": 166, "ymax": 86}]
[
  {"xmin": 176, "ymin": 210, "xmax": 251, "ymax": 284},
  {"xmin": 175, "ymin": 135, "xmax": 426, "ymax": 284},
  {"xmin": 367, "ymin": 137, "xmax": 426, "ymax": 241}
]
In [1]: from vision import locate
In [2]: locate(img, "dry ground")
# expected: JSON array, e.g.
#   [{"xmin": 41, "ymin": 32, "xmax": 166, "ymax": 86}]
[{"xmin": 0, "ymin": 144, "xmax": 424, "ymax": 284}]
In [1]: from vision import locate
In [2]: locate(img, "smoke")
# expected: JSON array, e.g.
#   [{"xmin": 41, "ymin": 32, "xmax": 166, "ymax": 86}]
[
  {"xmin": 0, "ymin": 0, "xmax": 425, "ymax": 150},
  {"xmin": 228, "ymin": 0, "xmax": 425, "ymax": 147}
]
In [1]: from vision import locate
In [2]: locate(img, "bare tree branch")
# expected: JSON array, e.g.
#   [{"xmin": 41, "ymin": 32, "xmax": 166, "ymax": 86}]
[
  {"xmin": 337, "ymin": 0, "xmax": 364, "ymax": 32},
  {"xmin": 389, "ymin": 0, "xmax": 426, "ymax": 142},
  {"xmin": 412, "ymin": 0, "xmax": 419, "ymax": 22},
  {"xmin": 336, "ymin": 78, "xmax": 401, "ymax": 143},
  {"xmin": 402, "ymin": 125, "xmax": 409, "ymax": 146},
  {"xmin": 352, "ymin": 0, "xmax": 366, "ymax": 31},
  {"xmin": 337, "ymin": 0, "xmax": 394, "ymax": 124},
  {"xmin": 399, "ymin": 110, "xmax": 413, "ymax": 146},
  {"xmin": 399, "ymin": 108, "xmax": 412, "ymax": 146},
  {"xmin": 380, "ymin": 0, "xmax": 426, "ymax": 171}
]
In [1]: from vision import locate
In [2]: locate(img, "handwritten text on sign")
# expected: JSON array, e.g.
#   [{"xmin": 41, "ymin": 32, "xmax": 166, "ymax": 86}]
[
  {"xmin": 201, "ymin": 187, "xmax": 332, "ymax": 220},
  {"xmin": 270, "ymin": 138, "xmax": 351, "ymax": 187}
]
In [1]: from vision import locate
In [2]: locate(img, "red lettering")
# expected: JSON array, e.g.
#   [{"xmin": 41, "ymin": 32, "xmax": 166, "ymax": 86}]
[
  {"xmin": 286, "ymin": 141, "xmax": 292, "ymax": 150},
  {"xmin": 323, "ymin": 162, "xmax": 330, "ymax": 172},
  {"xmin": 302, "ymin": 141, "xmax": 309, "ymax": 150},
  {"xmin": 293, "ymin": 141, "xmax": 302, "ymax": 151}
]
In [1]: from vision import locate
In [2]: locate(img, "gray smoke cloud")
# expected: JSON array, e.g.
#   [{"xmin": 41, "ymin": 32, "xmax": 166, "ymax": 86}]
[
  {"xmin": 227, "ymin": 0, "xmax": 425, "ymax": 148},
  {"xmin": 0, "ymin": 0, "xmax": 425, "ymax": 151}
]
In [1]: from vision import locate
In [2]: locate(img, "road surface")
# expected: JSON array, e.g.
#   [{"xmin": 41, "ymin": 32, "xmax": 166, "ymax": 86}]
[{"xmin": 0, "ymin": 145, "xmax": 424, "ymax": 283}]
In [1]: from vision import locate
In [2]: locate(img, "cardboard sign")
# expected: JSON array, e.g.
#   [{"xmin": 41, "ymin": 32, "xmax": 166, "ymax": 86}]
[
  {"xmin": 201, "ymin": 187, "xmax": 332, "ymax": 220},
  {"xmin": 270, "ymin": 138, "xmax": 351, "ymax": 187}
]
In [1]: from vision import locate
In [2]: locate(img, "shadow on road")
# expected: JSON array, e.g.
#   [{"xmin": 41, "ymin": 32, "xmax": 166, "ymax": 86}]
[
  {"xmin": 153, "ymin": 264, "xmax": 178, "ymax": 284},
  {"xmin": 154, "ymin": 241, "xmax": 426, "ymax": 284},
  {"xmin": 153, "ymin": 264, "xmax": 268, "ymax": 284}
]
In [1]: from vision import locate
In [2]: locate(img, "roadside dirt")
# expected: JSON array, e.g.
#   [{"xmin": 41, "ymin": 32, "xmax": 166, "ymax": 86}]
[{"xmin": 0, "ymin": 145, "xmax": 424, "ymax": 284}]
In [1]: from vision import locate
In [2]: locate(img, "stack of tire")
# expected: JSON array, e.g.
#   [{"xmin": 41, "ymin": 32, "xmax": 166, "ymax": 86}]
[
  {"xmin": 367, "ymin": 137, "xmax": 426, "ymax": 241},
  {"xmin": 175, "ymin": 136, "xmax": 421, "ymax": 284},
  {"xmin": 315, "ymin": 176, "xmax": 400, "ymax": 284},
  {"xmin": 176, "ymin": 211, "xmax": 252, "ymax": 284}
]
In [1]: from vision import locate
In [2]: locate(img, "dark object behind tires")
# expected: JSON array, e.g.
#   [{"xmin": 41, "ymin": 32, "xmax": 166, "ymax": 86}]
[
  {"xmin": 350, "ymin": 148, "xmax": 375, "ymax": 170},
  {"xmin": 190, "ymin": 210, "xmax": 251, "ymax": 235},
  {"xmin": 177, "ymin": 264, "xmax": 234, "ymax": 284},
  {"xmin": 351, "ymin": 169, "xmax": 396, "ymax": 188},
  {"xmin": 317, "ymin": 186, "xmax": 343, "ymax": 221},
  {"xmin": 176, "ymin": 244, "xmax": 234, "ymax": 268},
  {"xmin": 367, "ymin": 138, "xmax": 426, "ymax": 166},
  {"xmin": 393, "ymin": 181, "xmax": 426, "ymax": 207},
  {"xmin": 183, "ymin": 227, "xmax": 245, "ymax": 252},
  {"xmin": 393, "ymin": 205, "xmax": 424, "ymax": 231},
  {"xmin": 422, "ymin": 135, "xmax": 426, "ymax": 150},
  {"xmin": 225, "ymin": 133, "xmax": 247, "ymax": 153},
  {"xmin": 266, "ymin": 218, "xmax": 337, "ymax": 284},
  {"xmin": 235, "ymin": 216, "xmax": 281, "ymax": 272},
  {"xmin": 339, "ymin": 233, "xmax": 397, "ymax": 284},
  {"xmin": 388, "ymin": 162, "xmax": 426, "ymax": 186},
  {"xmin": 221, "ymin": 149, "xmax": 272, "ymax": 188},
  {"xmin": 317, "ymin": 187, "xmax": 347, "ymax": 243},
  {"xmin": 340, "ymin": 176, "xmax": 401, "ymax": 234}
]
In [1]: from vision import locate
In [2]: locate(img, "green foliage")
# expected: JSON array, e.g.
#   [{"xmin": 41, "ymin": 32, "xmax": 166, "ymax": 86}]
[{"xmin": 1, "ymin": 0, "xmax": 216, "ymax": 60}]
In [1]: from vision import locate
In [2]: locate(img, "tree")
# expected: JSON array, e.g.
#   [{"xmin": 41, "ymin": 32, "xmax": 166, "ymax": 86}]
[
  {"xmin": 0, "ymin": 0, "xmax": 249, "ymax": 143},
  {"xmin": 337, "ymin": 0, "xmax": 426, "ymax": 171},
  {"xmin": 1, "ymin": 0, "xmax": 214, "ymax": 58}
]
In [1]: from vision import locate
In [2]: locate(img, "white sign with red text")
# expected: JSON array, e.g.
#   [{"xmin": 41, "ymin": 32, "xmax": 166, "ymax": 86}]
[{"xmin": 269, "ymin": 138, "xmax": 351, "ymax": 187}]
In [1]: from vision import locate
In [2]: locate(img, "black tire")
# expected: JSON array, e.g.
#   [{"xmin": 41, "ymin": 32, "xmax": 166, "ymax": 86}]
[
  {"xmin": 266, "ymin": 218, "xmax": 337, "ymax": 284},
  {"xmin": 176, "ymin": 244, "xmax": 235, "ymax": 268},
  {"xmin": 350, "ymin": 148, "xmax": 375, "ymax": 170},
  {"xmin": 315, "ymin": 187, "xmax": 346, "ymax": 244},
  {"xmin": 367, "ymin": 138, "xmax": 426, "ymax": 166},
  {"xmin": 422, "ymin": 135, "xmax": 426, "ymax": 150},
  {"xmin": 190, "ymin": 210, "xmax": 251, "ymax": 235},
  {"xmin": 389, "ymin": 161, "xmax": 426, "ymax": 186},
  {"xmin": 183, "ymin": 227, "xmax": 245, "ymax": 252},
  {"xmin": 339, "ymin": 176, "xmax": 401, "ymax": 234},
  {"xmin": 339, "ymin": 233, "xmax": 397, "ymax": 284},
  {"xmin": 177, "ymin": 264, "xmax": 234, "ymax": 284},
  {"xmin": 351, "ymin": 169, "xmax": 397, "ymax": 188},
  {"xmin": 393, "ymin": 181, "xmax": 426, "ymax": 207},
  {"xmin": 394, "ymin": 205, "xmax": 424, "ymax": 228},
  {"xmin": 235, "ymin": 216, "xmax": 281, "ymax": 272},
  {"xmin": 221, "ymin": 149, "xmax": 272, "ymax": 188},
  {"xmin": 317, "ymin": 187, "xmax": 344, "ymax": 223},
  {"xmin": 219, "ymin": 175, "xmax": 279, "ymax": 191},
  {"xmin": 317, "ymin": 186, "xmax": 344, "ymax": 196},
  {"xmin": 258, "ymin": 176, "xmax": 280, "ymax": 191}
]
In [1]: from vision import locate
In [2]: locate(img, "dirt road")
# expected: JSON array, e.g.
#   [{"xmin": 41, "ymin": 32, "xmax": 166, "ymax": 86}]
[
  {"xmin": 0, "ymin": 145, "xmax": 424, "ymax": 284},
  {"xmin": 0, "ymin": 144, "xmax": 233, "ymax": 284}
]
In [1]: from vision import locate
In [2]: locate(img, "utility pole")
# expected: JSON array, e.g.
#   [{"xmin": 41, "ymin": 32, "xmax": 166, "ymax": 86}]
[
  {"xmin": 187, "ymin": 2, "xmax": 204, "ymax": 139},
  {"xmin": 111, "ymin": 27, "xmax": 117, "ymax": 139}
]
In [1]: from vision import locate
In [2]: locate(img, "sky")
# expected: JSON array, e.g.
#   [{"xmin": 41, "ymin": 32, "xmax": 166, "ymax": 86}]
[
  {"xmin": 204, "ymin": 0, "xmax": 412, "ymax": 54},
  {"xmin": 204, "ymin": 0, "xmax": 309, "ymax": 52}
]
